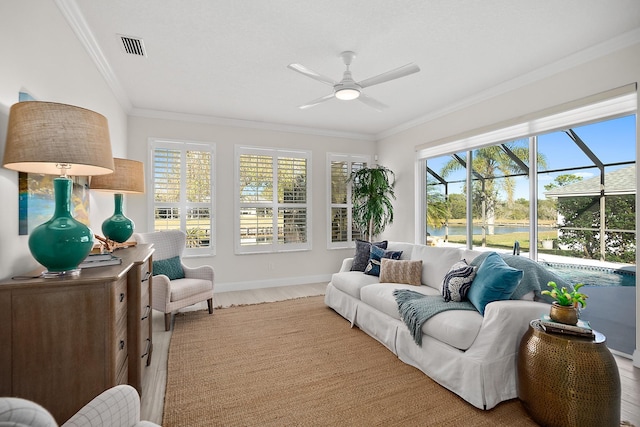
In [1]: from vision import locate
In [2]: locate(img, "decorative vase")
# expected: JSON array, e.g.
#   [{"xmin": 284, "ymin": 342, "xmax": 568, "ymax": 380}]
[
  {"xmin": 549, "ymin": 302, "xmax": 578, "ymax": 325},
  {"xmin": 28, "ymin": 177, "xmax": 94, "ymax": 275},
  {"xmin": 101, "ymin": 193, "xmax": 135, "ymax": 243}
]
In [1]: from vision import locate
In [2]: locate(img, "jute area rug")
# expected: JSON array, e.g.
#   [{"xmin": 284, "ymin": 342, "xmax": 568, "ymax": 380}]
[{"xmin": 163, "ymin": 296, "xmax": 537, "ymax": 426}]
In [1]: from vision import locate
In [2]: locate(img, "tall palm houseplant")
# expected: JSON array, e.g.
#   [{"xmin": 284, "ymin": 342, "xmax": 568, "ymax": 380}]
[{"xmin": 348, "ymin": 165, "xmax": 396, "ymax": 242}]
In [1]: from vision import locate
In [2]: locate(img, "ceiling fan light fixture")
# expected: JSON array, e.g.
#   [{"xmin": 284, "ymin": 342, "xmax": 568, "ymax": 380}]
[{"xmin": 335, "ymin": 87, "xmax": 360, "ymax": 101}]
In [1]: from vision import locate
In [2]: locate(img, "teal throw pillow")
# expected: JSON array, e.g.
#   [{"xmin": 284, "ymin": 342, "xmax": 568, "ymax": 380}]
[
  {"xmin": 153, "ymin": 256, "xmax": 185, "ymax": 280},
  {"xmin": 364, "ymin": 244, "xmax": 403, "ymax": 277},
  {"xmin": 467, "ymin": 252, "xmax": 523, "ymax": 315}
]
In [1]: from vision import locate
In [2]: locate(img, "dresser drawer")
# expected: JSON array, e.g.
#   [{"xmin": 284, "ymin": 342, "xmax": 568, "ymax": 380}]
[
  {"xmin": 116, "ymin": 357, "xmax": 128, "ymax": 385},
  {"xmin": 113, "ymin": 276, "xmax": 128, "ymax": 323},
  {"xmin": 115, "ymin": 311, "xmax": 128, "ymax": 374},
  {"xmin": 141, "ymin": 282, "xmax": 150, "ymax": 313}
]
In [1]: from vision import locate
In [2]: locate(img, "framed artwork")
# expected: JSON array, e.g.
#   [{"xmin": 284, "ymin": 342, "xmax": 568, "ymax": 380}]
[
  {"xmin": 19, "ymin": 173, "xmax": 90, "ymax": 235},
  {"xmin": 16, "ymin": 91, "xmax": 91, "ymax": 235}
]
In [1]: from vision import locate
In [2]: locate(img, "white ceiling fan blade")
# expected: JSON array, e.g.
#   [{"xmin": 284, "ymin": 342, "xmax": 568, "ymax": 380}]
[
  {"xmin": 287, "ymin": 63, "xmax": 336, "ymax": 86},
  {"xmin": 298, "ymin": 93, "xmax": 335, "ymax": 110},
  {"xmin": 358, "ymin": 93, "xmax": 388, "ymax": 111},
  {"xmin": 358, "ymin": 63, "xmax": 420, "ymax": 89}
]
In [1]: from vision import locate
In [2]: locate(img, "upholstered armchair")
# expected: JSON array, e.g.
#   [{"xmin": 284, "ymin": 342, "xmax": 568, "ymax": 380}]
[
  {"xmin": 0, "ymin": 385, "xmax": 159, "ymax": 427},
  {"xmin": 133, "ymin": 230, "xmax": 214, "ymax": 331}
]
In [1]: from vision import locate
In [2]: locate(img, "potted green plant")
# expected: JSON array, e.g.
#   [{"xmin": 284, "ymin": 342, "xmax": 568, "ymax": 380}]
[
  {"xmin": 348, "ymin": 165, "xmax": 396, "ymax": 242},
  {"xmin": 541, "ymin": 281, "xmax": 588, "ymax": 325}
]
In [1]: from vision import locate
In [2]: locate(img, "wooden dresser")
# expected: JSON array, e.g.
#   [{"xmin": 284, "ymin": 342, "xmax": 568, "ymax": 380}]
[{"xmin": 0, "ymin": 244, "xmax": 154, "ymax": 424}]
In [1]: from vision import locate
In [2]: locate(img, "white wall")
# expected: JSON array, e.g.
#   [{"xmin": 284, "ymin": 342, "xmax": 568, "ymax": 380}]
[
  {"xmin": 127, "ymin": 115, "xmax": 375, "ymax": 289},
  {"xmin": 376, "ymin": 43, "xmax": 640, "ymax": 365},
  {"xmin": 0, "ymin": 0, "xmax": 128, "ymax": 280}
]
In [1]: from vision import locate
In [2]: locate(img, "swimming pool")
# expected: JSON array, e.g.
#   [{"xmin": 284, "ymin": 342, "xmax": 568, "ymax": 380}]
[{"xmin": 542, "ymin": 262, "xmax": 636, "ymax": 287}]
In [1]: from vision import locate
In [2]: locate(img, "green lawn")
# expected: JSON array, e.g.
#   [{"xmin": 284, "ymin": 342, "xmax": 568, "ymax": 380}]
[{"xmin": 446, "ymin": 230, "xmax": 558, "ymax": 252}]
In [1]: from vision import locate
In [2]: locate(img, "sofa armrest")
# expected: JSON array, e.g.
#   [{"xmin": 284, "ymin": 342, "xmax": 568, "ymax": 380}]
[
  {"xmin": 150, "ymin": 274, "xmax": 171, "ymax": 310},
  {"xmin": 466, "ymin": 300, "xmax": 549, "ymax": 359},
  {"xmin": 338, "ymin": 257, "xmax": 354, "ymax": 272},
  {"xmin": 62, "ymin": 385, "xmax": 160, "ymax": 427},
  {"xmin": 183, "ymin": 264, "xmax": 215, "ymax": 282}
]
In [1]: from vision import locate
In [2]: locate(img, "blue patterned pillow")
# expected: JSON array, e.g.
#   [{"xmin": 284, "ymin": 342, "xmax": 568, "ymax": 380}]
[
  {"xmin": 350, "ymin": 240, "xmax": 388, "ymax": 272},
  {"xmin": 442, "ymin": 259, "xmax": 477, "ymax": 302},
  {"xmin": 153, "ymin": 256, "xmax": 185, "ymax": 280},
  {"xmin": 364, "ymin": 244, "xmax": 403, "ymax": 277}
]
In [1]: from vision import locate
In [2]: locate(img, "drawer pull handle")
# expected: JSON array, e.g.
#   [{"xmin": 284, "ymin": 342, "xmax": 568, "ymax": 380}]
[
  {"xmin": 119, "ymin": 293, "xmax": 125, "ymax": 303},
  {"xmin": 141, "ymin": 305, "xmax": 151, "ymax": 321},
  {"xmin": 141, "ymin": 338, "xmax": 151, "ymax": 358},
  {"xmin": 119, "ymin": 340, "xmax": 125, "ymax": 350},
  {"xmin": 142, "ymin": 271, "xmax": 151, "ymax": 282}
]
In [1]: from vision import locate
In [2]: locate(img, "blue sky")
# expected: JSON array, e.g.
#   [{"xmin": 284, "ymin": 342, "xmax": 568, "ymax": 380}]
[{"xmin": 426, "ymin": 114, "xmax": 636, "ymax": 200}]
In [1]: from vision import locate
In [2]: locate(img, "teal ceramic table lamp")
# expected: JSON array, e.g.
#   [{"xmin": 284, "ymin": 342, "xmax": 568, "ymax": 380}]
[
  {"xmin": 90, "ymin": 158, "xmax": 145, "ymax": 243},
  {"xmin": 3, "ymin": 101, "xmax": 114, "ymax": 277}
]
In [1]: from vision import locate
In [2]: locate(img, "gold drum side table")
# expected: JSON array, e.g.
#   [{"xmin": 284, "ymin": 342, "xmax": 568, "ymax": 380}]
[{"xmin": 517, "ymin": 320, "xmax": 621, "ymax": 427}]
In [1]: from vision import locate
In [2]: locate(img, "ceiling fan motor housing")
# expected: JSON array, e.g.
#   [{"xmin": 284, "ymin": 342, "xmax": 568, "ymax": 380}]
[{"xmin": 334, "ymin": 70, "xmax": 361, "ymax": 100}]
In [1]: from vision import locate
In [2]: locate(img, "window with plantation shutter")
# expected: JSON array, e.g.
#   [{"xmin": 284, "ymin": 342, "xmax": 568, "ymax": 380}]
[
  {"xmin": 150, "ymin": 138, "xmax": 215, "ymax": 256},
  {"xmin": 327, "ymin": 153, "xmax": 370, "ymax": 248},
  {"xmin": 236, "ymin": 146, "xmax": 311, "ymax": 253}
]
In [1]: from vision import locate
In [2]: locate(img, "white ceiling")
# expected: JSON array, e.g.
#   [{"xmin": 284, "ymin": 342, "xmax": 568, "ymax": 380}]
[{"xmin": 64, "ymin": 0, "xmax": 640, "ymax": 140}]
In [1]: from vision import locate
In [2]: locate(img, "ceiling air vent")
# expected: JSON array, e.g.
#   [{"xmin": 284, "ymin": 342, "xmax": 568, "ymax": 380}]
[{"xmin": 118, "ymin": 35, "xmax": 146, "ymax": 57}]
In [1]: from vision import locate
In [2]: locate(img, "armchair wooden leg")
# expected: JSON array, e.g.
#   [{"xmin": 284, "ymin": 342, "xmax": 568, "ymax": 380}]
[
  {"xmin": 164, "ymin": 313, "xmax": 171, "ymax": 331},
  {"xmin": 207, "ymin": 298, "xmax": 214, "ymax": 314}
]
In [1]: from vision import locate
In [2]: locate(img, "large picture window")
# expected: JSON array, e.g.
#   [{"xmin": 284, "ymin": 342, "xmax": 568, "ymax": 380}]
[
  {"xmin": 327, "ymin": 153, "xmax": 370, "ymax": 248},
  {"xmin": 419, "ymin": 90, "xmax": 636, "ymax": 265},
  {"xmin": 149, "ymin": 138, "xmax": 215, "ymax": 256},
  {"xmin": 236, "ymin": 146, "xmax": 311, "ymax": 253}
]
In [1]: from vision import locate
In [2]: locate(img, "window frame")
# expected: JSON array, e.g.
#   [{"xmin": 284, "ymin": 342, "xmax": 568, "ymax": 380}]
[
  {"xmin": 235, "ymin": 145, "xmax": 312, "ymax": 254},
  {"xmin": 148, "ymin": 137, "xmax": 216, "ymax": 257},
  {"xmin": 327, "ymin": 153, "xmax": 371, "ymax": 249},
  {"xmin": 416, "ymin": 89, "xmax": 637, "ymax": 255}
]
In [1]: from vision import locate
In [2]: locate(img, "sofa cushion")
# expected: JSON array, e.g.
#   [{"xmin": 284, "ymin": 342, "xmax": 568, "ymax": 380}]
[
  {"xmin": 421, "ymin": 310, "xmax": 483, "ymax": 351},
  {"xmin": 360, "ymin": 283, "xmax": 439, "ymax": 320},
  {"xmin": 379, "ymin": 259, "xmax": 422, "ymax": 286},
  {"xmin": 351, "ymin": 240, "xmax": 388, "ymax": 272},
  {"xmin": 442, "ymin": 259, "xmax": 477, "ymax": 302},
  {"xmin": 331, "ymin": 271, "xmax": 380, "ymax": 299},
  {"xmin": 360, "ymin": 284, "xmax": 482, "ymax": 350},
  {"xmin": 170, "ymin": 278, "xmax": 213, "ymax": 301},
  {"xmin": 386, "ymin": 242, "xmax": 416, "ymax": 260},
  {"xmin": 411, "ymin": 245, "xmax": 465, "ymax": 292},
  {"xmin": 467, "ymin": 252, "xmax": 523, "ymax": 315},
  {"xmin": 461, "ymin": 248, "xmax": 484, "ymax": 263},
  {"xmin": 364, "ymin": 245, "xmax": 403, "ymax": 276}
]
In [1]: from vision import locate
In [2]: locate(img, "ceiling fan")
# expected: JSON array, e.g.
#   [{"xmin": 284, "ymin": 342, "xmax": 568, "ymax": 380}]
[{"xmin": 287, "ymin": 51, "xmax": 420, "ymax": 111}]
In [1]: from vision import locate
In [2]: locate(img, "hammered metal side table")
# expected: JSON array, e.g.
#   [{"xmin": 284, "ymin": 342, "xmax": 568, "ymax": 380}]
[{"xmin": 517, "ymin": 320, "xmax": 621, "ymax": 427}]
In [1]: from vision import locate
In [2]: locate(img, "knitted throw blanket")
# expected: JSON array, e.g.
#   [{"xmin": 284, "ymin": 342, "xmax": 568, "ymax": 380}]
[{"xmin": 393, "ymin": 289, "xmax": 477, "ymax": 346}]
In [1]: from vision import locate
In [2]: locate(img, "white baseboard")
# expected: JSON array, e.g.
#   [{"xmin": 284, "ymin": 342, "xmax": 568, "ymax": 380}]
[
  {"xmin": 215, "ymin": 274, "xmax": 331, "ymax": 293},
  {"xmin": 634, "ymin": 349, "xmax": 640, "ymax": 368}
]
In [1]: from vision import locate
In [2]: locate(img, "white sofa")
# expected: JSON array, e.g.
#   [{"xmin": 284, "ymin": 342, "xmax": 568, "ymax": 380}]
[{"xmin": 324, "ymin": 241, "xmax": 552, "ymax": 410}]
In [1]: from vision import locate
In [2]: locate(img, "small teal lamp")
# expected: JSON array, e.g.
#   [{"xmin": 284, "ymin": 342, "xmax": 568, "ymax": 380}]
[
  {"xmin": 3, "ymin": 101, "xmax": 114, "ymax": 277},
  {"xmin": 90, "ymin": 158, "xmax": 145, "ymax": 244}
]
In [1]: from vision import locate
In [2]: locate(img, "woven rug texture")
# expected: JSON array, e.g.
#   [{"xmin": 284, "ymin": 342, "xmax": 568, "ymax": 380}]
[{"xmin": 163, "ymin": 296, "xmax": 538, "ymax": 426}]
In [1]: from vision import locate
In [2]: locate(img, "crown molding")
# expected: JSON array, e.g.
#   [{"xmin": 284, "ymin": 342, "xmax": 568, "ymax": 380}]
[
  {"xmin": 129, "ymin": 108, "xmax": 375, "ymax": 141},
  {"xmin": 56, "ymin": 0, "xmax": 373, "ymax": 141},
  {"xmin": 377, "ymin": 28, "xmax": 640, "ymax": 141},
  {"xmin": 55, "ymin": 0, "xmax": 132, "ymax": 111},
  {"xmin": 58, "ymin": 0, "xmax": 639, "ymax": 143}
]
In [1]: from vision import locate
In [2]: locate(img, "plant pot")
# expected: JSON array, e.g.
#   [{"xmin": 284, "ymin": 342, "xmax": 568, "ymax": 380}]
[{"xmin": 549, "ymin": 302, "xmax": 578, "ymax": 325}]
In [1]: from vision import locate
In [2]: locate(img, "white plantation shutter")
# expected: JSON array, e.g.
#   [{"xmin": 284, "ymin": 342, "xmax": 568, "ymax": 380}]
[
  {"xmin": 327, "ymin": 153, "xmax": 370, "ymax": 248},
  {"xmin": 150, "ymin": 138, "xmax": 215, "ymax": 256},
  {"xmin": 236, "ymin": 146, "xmax": 311, "ymax": 253}
]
